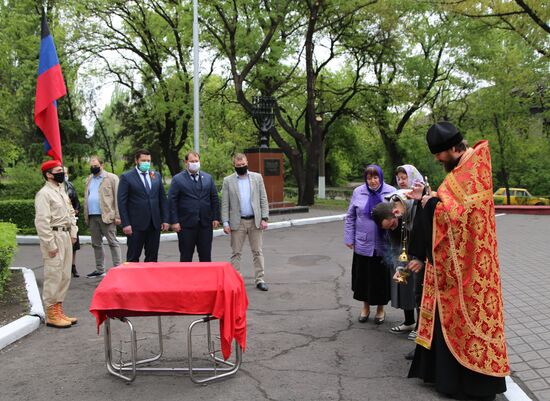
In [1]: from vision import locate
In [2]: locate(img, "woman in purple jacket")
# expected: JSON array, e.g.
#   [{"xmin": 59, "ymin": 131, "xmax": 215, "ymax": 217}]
[{"xmin": 344, "ymin": 165, "xmax": 395, "ymax": 324}]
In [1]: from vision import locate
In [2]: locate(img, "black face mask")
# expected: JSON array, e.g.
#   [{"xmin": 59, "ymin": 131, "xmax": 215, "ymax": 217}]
[
  {"xmin": 235, "ymin": 165, "xmax": 248, "ymax": 176},
  {"xmin": 90, "ymin": 166, "xmax": 101, "ymax": 175},
  {"xmin": 52, "ymin": 172, "xmax": 65, "ymax": 184}
]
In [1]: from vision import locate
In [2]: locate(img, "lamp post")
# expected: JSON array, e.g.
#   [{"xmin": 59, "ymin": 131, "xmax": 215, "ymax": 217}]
[
  {"xmin": 316, "ymin": 113, "xmax": 326, "ymax": 199},
  {"xmin": 192, "ymin": 0, "xmax": 200, "ymax": 153},
  {"xmin": 316, "ymin": 77, "xmax": 326, "ymax": 200},
  {"xmin": 252, "ymin": 96, "xmax": 275, "ymax": 149}
]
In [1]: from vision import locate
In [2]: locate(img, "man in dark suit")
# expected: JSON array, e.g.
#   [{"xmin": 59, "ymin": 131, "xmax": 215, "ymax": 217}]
[
  {"xmin": 118, "ymin": 149, "xmax": 169, "ymax": 262},
  {"xmin": 168, "ymin": 151, "xmax": 220, "ymax": 262}
]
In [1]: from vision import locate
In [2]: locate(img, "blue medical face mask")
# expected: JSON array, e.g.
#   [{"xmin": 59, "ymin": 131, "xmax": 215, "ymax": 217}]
[{"xmin": 138, "ymin": 161, "xmax": 151, "ymax": 172}]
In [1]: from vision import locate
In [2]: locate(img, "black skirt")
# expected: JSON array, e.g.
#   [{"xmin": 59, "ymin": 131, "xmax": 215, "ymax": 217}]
[
  {"xmin": 72, "ymin": 234, "xmax": 80, "ymax": 251},
  {"xmin": 408, "ymin": 306, "xmax": 506, "ymax": 400},
  {"xmin": 351, "ymin": 252, "xmax": 390, "ymax": 305}
]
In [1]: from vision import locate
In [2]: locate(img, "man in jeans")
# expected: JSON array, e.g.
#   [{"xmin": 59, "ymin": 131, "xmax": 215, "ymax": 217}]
[{"xmin": 84, "ymin": 155, "xmax": 122, "ymax": 278}]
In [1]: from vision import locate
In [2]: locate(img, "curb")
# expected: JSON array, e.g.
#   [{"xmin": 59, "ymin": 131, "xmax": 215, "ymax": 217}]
[
  {"xmin": 495, "ymin": 205, "xmax": 550, "ymax": 215},
  {"xmin": 16, "ymin": 214, "xmax": 347, "ymax": 245},
  {"xmin": 3, "ymin": 214, "xmax": 533, "ymax": 400},
  {"xmin": 504, "ymin": 376, "xmax": 532, "ymax": 401},
  {"xmin": 0, "ymin": 267, "xmax": 44, "ymax": 351}
]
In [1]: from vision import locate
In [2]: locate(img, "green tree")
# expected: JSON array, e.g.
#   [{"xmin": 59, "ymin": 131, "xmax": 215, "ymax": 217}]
[
  {"xmin": 203, "ymin": 0, "xmax": 378, "ymax": 205},
  {"xmin": 0, "ymin": 1, "xmax": 42, "ymax": 166},
  {"xmin": 0, "ymin": 1, "xmax": 87, "ymax": 167},
  {"xmin": 66, "ymin": 0, "xmax": 213, "ymax": 175},
  {"xmin": 442, "ymin": 0, "xmax": 550, "ymax": 57},
  {"xmin": 347, "ymin": 3, "xmax": 471, "ymax": 171}
]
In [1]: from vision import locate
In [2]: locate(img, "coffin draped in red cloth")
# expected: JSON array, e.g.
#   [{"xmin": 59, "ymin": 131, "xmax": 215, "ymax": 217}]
[{"xmin": 89, "ymin": 262, "xmax": 248, "ymax": 360}]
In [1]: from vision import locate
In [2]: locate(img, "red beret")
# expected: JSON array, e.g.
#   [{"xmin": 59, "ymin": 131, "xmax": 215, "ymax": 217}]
[{"xmin": 41, "ymin": 159, "xmax": 62, "ymax": 172}]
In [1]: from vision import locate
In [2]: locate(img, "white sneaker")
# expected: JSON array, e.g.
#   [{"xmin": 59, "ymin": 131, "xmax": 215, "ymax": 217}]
[
  {"xmin": 86, "ymin": 270, "xmax": 106, "ymax": 278},
  {"xmin": 389, "ymin": 323, "xmax": 415, "ymax": 334}
]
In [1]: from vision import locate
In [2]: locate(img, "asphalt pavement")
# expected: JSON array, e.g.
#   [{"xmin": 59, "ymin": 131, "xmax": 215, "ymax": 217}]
[{"xmin": 0, "ymin": 210, "xmax": 548, "ymax": 401}]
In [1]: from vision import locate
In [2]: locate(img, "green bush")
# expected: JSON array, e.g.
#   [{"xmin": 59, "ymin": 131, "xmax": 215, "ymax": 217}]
[
  {"xmin": 0, "ymin": 199, "xmax": 90, "ymax": 235},
  {"xmin": 0, "ymin": 165, "xmax": 44, "ymax": 200},
  {"xmin": 0, "ymin": 222, "xmax": 17, "ymax": 297},
  {"xmin": 0, "ymin": 200, "xmax": 35, "ymax": 231}
]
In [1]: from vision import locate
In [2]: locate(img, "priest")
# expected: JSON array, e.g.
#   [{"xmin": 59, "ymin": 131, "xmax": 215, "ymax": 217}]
[{"xmin": 407, "ymin": 122, "xmax": 509, "ymax": 400}]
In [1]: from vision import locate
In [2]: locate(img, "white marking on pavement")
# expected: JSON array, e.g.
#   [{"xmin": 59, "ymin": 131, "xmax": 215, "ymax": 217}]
[{"xmin": 504, "ymin": 376, "xmax": 532, "ymax": 401}]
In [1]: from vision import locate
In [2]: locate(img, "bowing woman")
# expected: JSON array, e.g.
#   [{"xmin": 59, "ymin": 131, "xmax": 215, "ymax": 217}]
[
  {"xmin": 388, "ymin": 165, "xmax": 425, "ymax": 335},
  {"xmin": 344, "ymin": 165, "xmax": 395, "ymax": 324}
]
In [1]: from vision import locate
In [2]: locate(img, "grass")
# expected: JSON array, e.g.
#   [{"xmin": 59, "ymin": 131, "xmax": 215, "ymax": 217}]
[
  {"xmin": 284, "ymin": 197, "xmax": 349, "ymax": 211},
  {"xmin": 311, "ymin": 198, "xmax": 349, "ymax": 210},
  {"xmin": 0, "ymin": 269, "xmax": 28, "ymax": 326}
]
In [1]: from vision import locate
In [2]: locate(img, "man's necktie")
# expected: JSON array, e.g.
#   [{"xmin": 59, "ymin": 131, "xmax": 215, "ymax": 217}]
[{"xmin": 141, "ymin": 172, "xmax": 151, "ymax": 192}]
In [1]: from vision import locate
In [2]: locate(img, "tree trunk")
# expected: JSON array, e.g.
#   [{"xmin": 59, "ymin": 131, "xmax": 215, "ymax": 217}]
[
  {"xmin": 159, "ymin": 115, "xmax": 186, "ymax": 177},
  {"xmin": 292, "ymin": 159, "xmax": 307, "ymax": 205},
  {"xmin": 163, "ymin": 145, "xmax": 181, "ymax": 177},
  {"xmin": 378, "ymin": 125, "xmax": 403, "ymax": 170}
]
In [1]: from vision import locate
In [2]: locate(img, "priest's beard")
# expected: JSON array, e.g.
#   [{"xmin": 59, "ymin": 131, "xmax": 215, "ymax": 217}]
[{"xmin": 442, "ymin": 156, "xmax": 461, "ymax": 172}]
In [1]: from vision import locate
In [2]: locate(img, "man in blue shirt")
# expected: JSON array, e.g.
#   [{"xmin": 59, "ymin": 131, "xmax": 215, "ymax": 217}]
[
  {"xmin": 83, "ymin": 156, "xmax": 122, "ymax": 277},
  {"xmin": 221, "ymin": 153, "xmax": 269, "ymax": 291}
]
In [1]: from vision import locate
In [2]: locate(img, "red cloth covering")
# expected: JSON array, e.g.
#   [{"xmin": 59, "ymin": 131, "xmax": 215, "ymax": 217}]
[{"xmin": 89, "ymin": 262, "xmax": 248, "ymax": 360}]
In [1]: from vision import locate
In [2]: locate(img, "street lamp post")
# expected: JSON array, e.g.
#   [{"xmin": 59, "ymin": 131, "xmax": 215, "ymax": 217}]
[
  {"xmin": 192, "ymin": 0, "xmax": 200, "ymax": 153},
  {"xmin": 316, "ymin": 114, "xmax": 326, "ymax": 199}
]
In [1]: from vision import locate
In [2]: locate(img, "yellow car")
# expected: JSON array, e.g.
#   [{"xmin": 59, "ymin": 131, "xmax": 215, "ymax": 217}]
[{"xmin": 493, "ymin": 188, "xmax": 550, "ymax": 206}]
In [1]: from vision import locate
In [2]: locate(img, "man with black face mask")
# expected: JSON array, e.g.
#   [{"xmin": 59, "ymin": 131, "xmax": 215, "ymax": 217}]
[
  {"xmin": 83, "ymin": 155, "xmax": 122, "ymax": 278},
  {"xmin": 34, "ymin": 159, "xmax": 78, "ymax": 328},
  {"xmin": 221, "ymin": 153, "xmax": 269, "ymax": 291}
]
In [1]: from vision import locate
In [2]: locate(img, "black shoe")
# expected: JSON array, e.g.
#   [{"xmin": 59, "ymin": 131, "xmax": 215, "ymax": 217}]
[
  {"xmin": 358, "ymin": 312, "xmax": 370, "ymax": 323},
  {"xmin": 256, "ymin": 282, "xmax": 268, "ymax": 291},
  {"xmin": 374, "ymin": 312, "xmax": 385, "ymax": 325},
  {"xmin": 86, "ymin": 270, "xmax": 106, "ymax": 278},
  {"xmin": 405, "ymin": 349, "xmax": 415, "ymax": 360},
  {"xmin": 71, "ymin": 265, "xmax": 80, "ymax": 278}
]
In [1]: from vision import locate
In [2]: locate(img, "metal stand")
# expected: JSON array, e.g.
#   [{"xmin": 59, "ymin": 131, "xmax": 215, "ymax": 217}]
[
  {"xmin": 252, "ymin": 95, "xmax": 275, "ymax": 149},
  {"xmin": 103, "ymin": 315, "xmax": 242, "ymax": 384}
]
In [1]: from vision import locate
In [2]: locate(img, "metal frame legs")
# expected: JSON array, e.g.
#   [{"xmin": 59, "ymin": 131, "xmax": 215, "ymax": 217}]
[{"xmin": 103, "ymin": 315, "xmax": 242, "ymax": 384}]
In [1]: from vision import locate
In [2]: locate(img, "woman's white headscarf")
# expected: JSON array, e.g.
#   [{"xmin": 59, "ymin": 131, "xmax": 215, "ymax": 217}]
[{"xmin": 397, "ymin": 164, "xmax": 424, "ymax": 189}]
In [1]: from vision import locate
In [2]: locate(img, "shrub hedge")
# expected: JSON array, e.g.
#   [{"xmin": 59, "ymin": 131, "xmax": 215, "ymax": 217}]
[
  {"xmin": 0, "ymin": 200, "xmax": 35, "ymax": 233},
  {"xmin": 0, "ymin": 199, "xmax": 89, "ymax": 235},
  {"xmin": 0, "ymin": 222, "xmax": 17, "ymax": 297}
]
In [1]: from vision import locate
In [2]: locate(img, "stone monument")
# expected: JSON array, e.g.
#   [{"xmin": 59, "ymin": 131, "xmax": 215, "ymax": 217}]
[{"xmin": 245, "ymin": 96, "xmax": 285, "ymax": 206}]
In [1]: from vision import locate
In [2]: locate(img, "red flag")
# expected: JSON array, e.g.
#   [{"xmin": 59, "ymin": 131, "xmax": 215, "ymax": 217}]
[{"xmin": 34, "ymin": 9, "xmax": 66, "ymax": 161}]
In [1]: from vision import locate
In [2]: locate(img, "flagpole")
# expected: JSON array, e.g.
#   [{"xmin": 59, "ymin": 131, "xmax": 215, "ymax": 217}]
[
  {"xmin": 36, "ymin": 5, "xmax": 66, "ymax": 162},
  {"xmin": 193, "ymin": 0, "xmax": 200, "ymax": 153}
]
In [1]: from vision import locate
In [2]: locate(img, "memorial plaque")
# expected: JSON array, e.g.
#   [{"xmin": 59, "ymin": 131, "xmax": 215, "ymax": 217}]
[{"xmin": 263, "ymin": 159, "xmax": 280, "ymax": 176}]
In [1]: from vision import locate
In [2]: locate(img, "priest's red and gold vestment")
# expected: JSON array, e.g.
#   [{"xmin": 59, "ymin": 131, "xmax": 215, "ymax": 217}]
[{"xmin": 416, "ymin": 140, "xmax": 510, "ymax": 377}]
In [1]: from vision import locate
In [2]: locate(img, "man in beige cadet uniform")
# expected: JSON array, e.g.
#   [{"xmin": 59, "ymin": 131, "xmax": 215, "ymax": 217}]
[{"xmin": 34, "ymin": 159, "xmax": 78, "ymax": 328}]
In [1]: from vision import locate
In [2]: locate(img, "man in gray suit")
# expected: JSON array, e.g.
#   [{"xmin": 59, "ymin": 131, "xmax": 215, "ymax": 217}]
[{"xmin": 221, "ymin": 153, "xmax": 269, "ymax": 291}]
